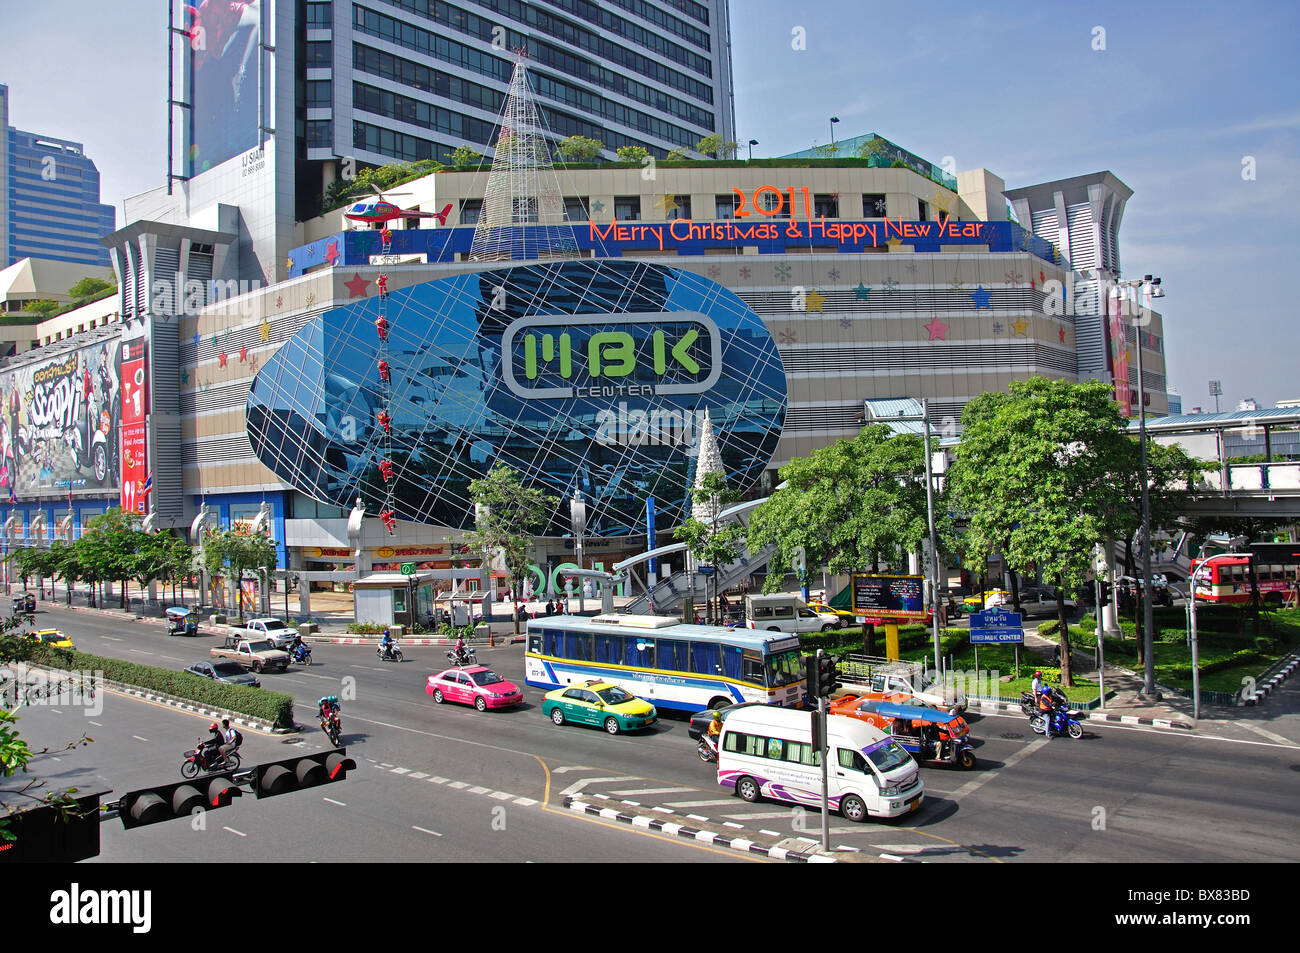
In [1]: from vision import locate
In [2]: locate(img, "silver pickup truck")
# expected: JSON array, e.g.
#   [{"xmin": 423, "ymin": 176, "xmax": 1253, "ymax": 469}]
[{"xmin": 227, "ymin": 617, "xmax": 300, "ymax": 650}]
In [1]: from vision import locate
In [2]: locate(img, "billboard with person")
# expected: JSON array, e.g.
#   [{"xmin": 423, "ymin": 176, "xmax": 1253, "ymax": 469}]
[
  {"xmin": 183, "ymin": 0, "xmax": 263, "ymax": 177},
  {"xmin": 0, "ymin": 339, "xmax": 121, "ymax": 498}
]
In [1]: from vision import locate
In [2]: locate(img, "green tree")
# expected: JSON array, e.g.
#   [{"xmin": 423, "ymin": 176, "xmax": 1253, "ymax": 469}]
[
  {"xmin": 748, "ymin": 425, "xmax": 928, "ymax": 586},
  {"xmin": 675, "ymin": 471, "xmax": 745, "ymax": 623},
  {"xmin": 949, "ymin": 378, "xmax": 1132, "ymax": 686},
  {"xmin": 20, "ymin": 299, "xmax": 61, "ymax": 318},
  {"xmin": 615, "ymin": 145, "xmax": 649, "ymax": 163},
  {"xmin": 665, "ymin": 146, "xmax": 691, "ymax": 161},
  {"xmin": 67, "ymin": 277, "xmax": 114, "ymax": 301},
  {"xmin": 203, "ymin": 527, "xmax": 277, "ymax": 622},
  {"xmin": 448, "ymin": 145, "xmax": 484, "ymax": 168},
  {"xmin": 811, "ymin": 142, "xmax": 841, "ymax": 158},
  {"xmin": 855, "ymin": 138, "xmax": 888, "ymax": 160},
  {"xmin": 555, "ymin": 135, "xmax": 604, "ymax": 162},
  {"xmin": 465, "ymin": 465, "xmax": 558, "ymax": 635},
  {"xmin": 82, "ymin": 508, "xmax": 146, "ymax": 609},
  {"xmin": 695, "ymin": 135, "xmax": 739, "ymax": 159}
]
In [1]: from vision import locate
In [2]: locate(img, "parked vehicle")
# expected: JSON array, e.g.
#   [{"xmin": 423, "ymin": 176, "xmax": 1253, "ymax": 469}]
[
  {"xmin": 166, "ymin": 606, "xmax": 199, "ymax": 636},
  {"xmin": 717, "ymin": 706, "xmax": 924, "ymax": 821},
  {"xmin": 181, "ymin": 741, "xmax": 241, "ymax": 778},
  {"xmin": 184, "ymin": 660, "xmax": 261, "ymax": 688},
  {"xmin": 743, "ymin": 594, "xmax": 840, "ymax": 633},
  {"xmin": 426, "ymin": 666, "xmax": 523, "ymax": 711},
  {"xmin": 829, "ymin": 697, "xmax": 976, "ymax": 769}
]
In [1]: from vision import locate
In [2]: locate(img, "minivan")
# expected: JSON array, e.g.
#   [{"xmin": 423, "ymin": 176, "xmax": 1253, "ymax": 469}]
[
  {"xmin": 744, "ymin": 594, "xmax": 840, "ymax": 634},
  {"xmin": 717, "ymin": 706, "xmax": 924, "ymax": 821}
]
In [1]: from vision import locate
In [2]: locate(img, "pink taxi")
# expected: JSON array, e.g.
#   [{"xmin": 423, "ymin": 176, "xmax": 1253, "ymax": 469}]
[{"xmin": 426, "ymin": 666, "xmax": 524, "ymax": 712}]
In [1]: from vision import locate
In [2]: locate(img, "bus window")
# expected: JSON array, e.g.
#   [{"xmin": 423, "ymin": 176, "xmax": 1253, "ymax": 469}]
[
  {"xmin": 784, "ymin": 740, "xmax": 821, "ymax": 766},
  {"xmin": 625, "ymin": 638, "xmax": 655, "ymax": 668},
  {"xmin": 564, "ymin": 631, "xmax": 593, "ymax": 661},
  {"xmin": 837, "ymin": 748, "xmax": 870, "ymax": 774},
  {"xmin": 765, "ymin": 648, "xmax": 804, "ymax": 687},
  {"xmin": 658, "ymin": 639, "xmax": 688, "ymax": 671},
  {"xmin": 527, "ymin": 634, "xmax": 542, "ymax": 654},
  {"xmin": 594, "ymin": 633, "xmax": 623, "ymax": 664},
  {"xmin": 543, "ymin": 628, "xmax": 563, "ymax": 656},
  {"xmin": 742, "ymin": 655, "xmax": 764, "ymax": 684},
  {"xmin": 722, "ymin": 646, "xmax": 744, "ymax": 681},
  {"xmin": 692, "ymin": 641, "xmax": 721, "ymax": 675}
]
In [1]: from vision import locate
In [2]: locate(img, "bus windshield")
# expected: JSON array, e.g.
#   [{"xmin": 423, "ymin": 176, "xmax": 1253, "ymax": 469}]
[{"xmin": 765, "ymin": 649, "xmax": 804, "ymax": 687}]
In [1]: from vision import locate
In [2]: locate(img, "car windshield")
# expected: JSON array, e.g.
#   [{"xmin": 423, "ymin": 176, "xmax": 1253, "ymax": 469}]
[
  {"xmin": 596, "ymin": 686, "xmax": 634, "ymax": 705},
  {"xmin": 863, "ymin": 740, "xmax": 915, "ymax": 774},
  {"xmin": 765, "ymin": 649, "xmax": 804, "ymax": 687},
  {"xmin": 469, "ymin": 670, "xmax": 504, "ymax": 686},
  {"xmin": 39, "ymin": 633, "xmax": 62, "ymax": 643}
]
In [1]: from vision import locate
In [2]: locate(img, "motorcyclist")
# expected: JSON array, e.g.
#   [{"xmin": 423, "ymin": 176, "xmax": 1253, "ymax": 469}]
[
  {"xmin": 379, "ymin": 628, "xmax": 395, "ymax": 659},
  {"xmin": 704, "ymin": 710, "xmax": 723, "ymax": 757},
  {"xmin": 1037, "ymin": 681, "xmax": 1057, "ymax": 738},
  {"xmin": 1031, "ymin": 670, "xmax": 1045, "ymax": 700},
  {"xmin": 201, "ymin": 722, "xmax": 223, "ymax": 764},
  {"xmin": 318, "ymin": 695, "xmax": 340, "ymax": 721},
  {"xmin": 453, "ymin": 634, "xmax": 469, "ymax": 665},
  {"xmin": 216, "ymin": 718, "xmax": 240, "ymax": 766}
]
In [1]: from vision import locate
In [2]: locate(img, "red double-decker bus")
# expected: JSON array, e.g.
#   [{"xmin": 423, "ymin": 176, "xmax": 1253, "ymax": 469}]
[{"xmin": 1191, "ymin": 544, "xmax": 1300, "ymax": 606}]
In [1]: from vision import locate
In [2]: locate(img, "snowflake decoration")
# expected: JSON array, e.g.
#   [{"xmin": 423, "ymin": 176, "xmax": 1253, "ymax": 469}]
[
  {"xmin": 904, "ymin": 261, "xmax": 917, "ymax": 275},
  {"xmin": 872, "ymin": 198, "xmax": 888, "ymax": 215},
  {"xmin": 949, "ymin": 275, "xmax": 965, "ymax": 291},
  {"xmin": 774, "ymin": 262, "xmax": 792, "ymax": 283},
  {"xmin": 739, "ymin": 266, "xmax": 752, "ymax": 280},
  {"xmin": 883, "ymin": 277, "xmax": 899, "ymax": 294},
  {"xmin": 275, "ymin": 295, "xmax": 283, "ymax": 308},
  {"xmin": 992, "ymin": 321, "xmax": 1005, "ymax": 334},
  {"xmin": 827, "ymin": 268, "xmax": 840, "ymax": 281},
  {"xmin": 707, "ymin": 265, "xmax": 721, "ymax": 279},
  {"xmin": 839, "ymin": 316, "xmax": 853, "ymax": 329},
  {"xmin": 778, "ymin": 328, "xmax": 798, "ymax": 345},
  {"xmin": 1004, "ymin": 271, "xmax": 1023, "ymax": 286}
]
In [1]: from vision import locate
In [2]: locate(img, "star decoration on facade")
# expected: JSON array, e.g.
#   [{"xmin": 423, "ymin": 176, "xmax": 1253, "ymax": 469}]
[
  {"xmin": 707, "ymin": 265, "xmax": 721, "ymax": 279},
  {"xmin": 883, "ymin": 277, "xmax": 899, "ymax": 294},
  {"xmin": 211, "ymin": 334, "xmax": 219, "ymax": 347},
  {"xmin": 193, "ymin": 332, "xmax": 201, "ymax": 349},
  {"xmin": 1011, "ymin": 317, "xmax": 1029, "ymax": 336},
  {"xmin": 887, "ymin": 237, "xmax": 903, "ymax": 249},
  {"xmin": 325, "ymin": 240, "xmax": 341, "ymax": 266},
  {"xmin": 218, "ymin": 351, "xmax": 228, "ymax": 368},
  {"xmin": 239, "ymin": 346, "xmax": 249, "ymax": 362},
  {"xmin": 1059, "ymin": 327, "xmax": 1066, "ymax": 344},
  {"xmin": 285, "ymin": 257, "xmax": 294, "ymax": 272},
  {"xmin": 260, "ymin": 319, "xmax": 271, "ymax": 342},
  {"xmin": 806, "ymin": 289, "xmax": 827, "ymax": 312},
  {"xmin": 854, "ymin": 282, "xmax": 871, "ymax": 300},
  {"xmin": 774, "ymin": 263, "xmax": 792, "ymax": 282},
  {"xmin": 923, "ymin": 317, "xmax": 949, "ymax": 341},
  {"xmin": 653, "ymin": 194, "xmax": 680, "ymax": 214},
  {"xmin": 345, "ymin": 273, "xmax": 370, "ymax": 298},
  {"xmin": 971, "ymin": 285, "xmax": 992, "ymax": 308},
  {"xmin": 305, "ymin": 293, "xmax": 317, "ymax": 308},
  {"xmin": 778, "ymin": 328, "xmax": 798, "ymax": 345},
  {"xmin": 590, "ymin": 199, "xmax": 605, "ymax": 214}
]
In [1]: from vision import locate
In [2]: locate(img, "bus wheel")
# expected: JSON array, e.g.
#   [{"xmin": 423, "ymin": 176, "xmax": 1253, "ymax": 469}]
[
  {"xmin": 840, "ymin": 794, "xmax": 868, "ymax": 823},
  {"xmin": 736, "ymin": 776, "xmax": 761, "ymax": 803},
  {"xmin": 708, "ymin": 698, "xmax": 733, "ymax": 712}
]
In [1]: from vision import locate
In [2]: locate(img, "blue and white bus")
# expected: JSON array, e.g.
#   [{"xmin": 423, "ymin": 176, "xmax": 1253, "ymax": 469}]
[{"xmin": 524, "ymin": 613, "xmax": 806, "ymax": 712}]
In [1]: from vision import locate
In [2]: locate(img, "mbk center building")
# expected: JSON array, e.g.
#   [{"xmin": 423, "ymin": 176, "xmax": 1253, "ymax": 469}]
[{"xmin": 0, "ymin": 157, "xmax": 1163, "ymax": 601}]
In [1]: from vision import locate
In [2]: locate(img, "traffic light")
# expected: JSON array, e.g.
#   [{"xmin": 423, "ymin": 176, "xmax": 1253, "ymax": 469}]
[
  {"xmin": 253, "ymin": 748, "xmax": 355, "ymax": 799},
  {"xmin": 119, "ymin": 774, "xmax": 242, "ymax": 829},
  {"xmin": 0, "ymin": 792, "xmax": 104, "ymax": 863},
  {"xmin": 805, "ymin": 655, "xmax": 821, "ymax": 700},
  {"xmin": 816, "ymin": 654, "xmax": 841, "ymax": 697}
]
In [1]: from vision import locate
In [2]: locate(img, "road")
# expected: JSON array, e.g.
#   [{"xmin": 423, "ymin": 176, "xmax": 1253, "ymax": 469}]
[{"xmin": 13, "ymin": 604, "xmax": 1300, "ymax": 863}]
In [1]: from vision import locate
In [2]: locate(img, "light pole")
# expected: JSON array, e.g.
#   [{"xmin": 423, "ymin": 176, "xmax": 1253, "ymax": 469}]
[
  {"xmin": 886, "ymin": 402, "xmax": 943, "ymax": 675},
  {"xmin": 747, "ymin": 138, "xmax": 758, "ymax": 161},
  {"xmin": 1188, "ymin": 553, "xmax": 1249, "ymax": 720},
  {"xmin": 829, "ymin": 117, "xmax": 840, "ymax": 150},
  {"xmin": 1117, "ymin": 275, "xmax": 1164, "ymax": 698}
]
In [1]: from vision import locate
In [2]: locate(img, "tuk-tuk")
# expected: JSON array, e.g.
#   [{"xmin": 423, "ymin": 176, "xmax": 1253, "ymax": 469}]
[
  {"xmin": 833, "ymin": 697, "xmax": 977, "ymax": 769},
  {"xmin": 166, "ymin": 606, "xmax": 199, "ymax": 637},
  {"xmin": 12, "ymin": 592, "xmax": 36, "ymax": 614}
]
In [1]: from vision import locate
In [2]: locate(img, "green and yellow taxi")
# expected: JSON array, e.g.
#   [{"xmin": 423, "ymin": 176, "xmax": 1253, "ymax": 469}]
[
  {"xmin": 542, "ymin": 681, "xmax": 657, "ymax": 735},
  {"xmin": 808, "ymin": 601, "xmax": 855, "ymax": 621},
  {"xmin": 28, "ymin": 629, "xmax": 76, "ymax": 650}
]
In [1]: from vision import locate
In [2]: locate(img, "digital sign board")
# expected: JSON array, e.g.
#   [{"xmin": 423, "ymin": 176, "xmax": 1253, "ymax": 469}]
[{"xmin": 851, "ymin": 573, "xmax": 929, "ymax": 622}]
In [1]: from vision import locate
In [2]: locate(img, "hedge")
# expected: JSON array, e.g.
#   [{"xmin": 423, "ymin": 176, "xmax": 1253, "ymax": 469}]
[{"xmin": 29, "ymin": 645, "xmax": 295, "ymax": 728}]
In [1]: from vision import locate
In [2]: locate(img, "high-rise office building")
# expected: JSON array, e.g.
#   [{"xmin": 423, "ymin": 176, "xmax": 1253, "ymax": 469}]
[{"xmin": 0, "ymin": 84, "xmax": 116, "ymax": 269}]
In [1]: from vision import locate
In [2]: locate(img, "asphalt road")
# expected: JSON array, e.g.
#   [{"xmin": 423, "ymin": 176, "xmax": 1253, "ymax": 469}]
[{"xmin": 14, "ymin": 604, "xmax": 1300, "ymax": 863}]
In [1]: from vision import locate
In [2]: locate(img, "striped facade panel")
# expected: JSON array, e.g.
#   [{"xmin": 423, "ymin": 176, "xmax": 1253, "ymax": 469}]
[
  {"xmin": 1065, "ymin": 203, "xmax": 1097, "ymax": 271},
  {"xmin": 779, "ymin": 341, "xmax": 1077, "ymax": 376}
]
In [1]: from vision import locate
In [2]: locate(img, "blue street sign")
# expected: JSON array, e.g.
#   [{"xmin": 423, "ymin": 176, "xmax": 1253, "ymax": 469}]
[{"xmin": 970, "ymin": 607, "xmax": 1024, "ymax": 644}]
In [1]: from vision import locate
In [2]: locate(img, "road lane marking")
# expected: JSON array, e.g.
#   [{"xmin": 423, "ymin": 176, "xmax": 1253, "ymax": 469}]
[
  {"xmin": 89, "ymin": 721, "xmax": 102, "ymax": 726},
  {"xmin": 663, "ymin": 799, "xmax": 738, "ymax": 808},
  {"xmin": 322, "ymin": 797, "xmax": 346, "ymax": 806},
  {"xmin": 1235, "ymin": 722, "xmax": 1295, "ymax": 745},
  {"xmin": 412, "ymin": 826, "xmax": 442, "ymax": 837},
  {"xmin": 224, "ymin": 827, "xmax": 246, "ymax": 837},
  {"xmin": 559, "ymin": 776, "xmax": 640, "ymax": 798},
  {"xmin": 132, "ymin": 735, "xmax": 149, "ymax": 742},
  {"xmin": 104, "ymin": 637, "xmax": 123, "ymax": 642},
  {"xmin": 609, "ymin": 786, "xmax": 698, "ymax": 796},
  {"xmin": 948, "ymin": 738, "xmax": 1047, "ymax": 801}
]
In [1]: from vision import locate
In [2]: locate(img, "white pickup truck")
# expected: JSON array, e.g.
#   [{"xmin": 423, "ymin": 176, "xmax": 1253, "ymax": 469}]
[
  {"xmin": 210, "ymin": 638, "xmax": 290, "ymax": 673},
  {"xmin": 227, "ymin": 617, "xmax": 299, "ymax": 650}
]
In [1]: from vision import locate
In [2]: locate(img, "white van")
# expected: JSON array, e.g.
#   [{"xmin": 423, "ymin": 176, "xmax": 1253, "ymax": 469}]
[
  {"xmin": 717, "ymin": 706, "xmax": 924, "ymax": 821},
  {"xmin": 745, "ymin": 594, "xmax": 840, "ymax": 634}
]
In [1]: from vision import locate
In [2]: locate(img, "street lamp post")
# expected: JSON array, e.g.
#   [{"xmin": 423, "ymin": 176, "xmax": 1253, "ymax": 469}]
[
  {"xmin": 1188, "ymin": 553, "xmax": 1249, "ymax": 720},
  {"xmin": 1119, "ymin": 275, "xmax": 1164, "ymax": 698},
  {"xmin": 829, "ymin": 117, "xmax": 840, "ymax": 150},
  {"xmin": 747, "ymin": 138, "xmax": 758, "ymax": 161},
  {"xmin": 886, "ymin": 402, "xmax": 943, "ymax": 675}
]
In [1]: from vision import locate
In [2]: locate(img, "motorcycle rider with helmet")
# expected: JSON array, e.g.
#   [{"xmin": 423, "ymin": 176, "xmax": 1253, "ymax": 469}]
[{"xmin": 379, "ymin": 628, "xmax": 396, "ymax": 660}]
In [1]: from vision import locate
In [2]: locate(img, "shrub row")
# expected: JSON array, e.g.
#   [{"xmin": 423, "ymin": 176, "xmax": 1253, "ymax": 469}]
[
  {"xmin": 1161, "ymin": 648, "xmax": 1263, "ymax": 682},
  {"xmin": 30, "ymin": 645, "xmax": 295, "ymax": 728}
]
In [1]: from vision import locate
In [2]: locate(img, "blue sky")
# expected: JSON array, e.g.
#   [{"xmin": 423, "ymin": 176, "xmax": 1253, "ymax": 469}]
[{"xmin": 3, "ymin": 0, "xmax": 1297, "ymax": 406}]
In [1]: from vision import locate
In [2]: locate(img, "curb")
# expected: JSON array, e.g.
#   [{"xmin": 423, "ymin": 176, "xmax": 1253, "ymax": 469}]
[
  {"xmin": 1253, "ymin": 652, "xmax": 1300, "ymax": 702},
  {"xmin": 562, "ymin": 796, "xmax": 837, "ymax": 863}
]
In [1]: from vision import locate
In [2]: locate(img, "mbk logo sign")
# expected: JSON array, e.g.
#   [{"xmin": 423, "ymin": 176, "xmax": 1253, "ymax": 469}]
[{"xmin": 500, "ymin": 313, "xmax": 721, "ymax": 400}]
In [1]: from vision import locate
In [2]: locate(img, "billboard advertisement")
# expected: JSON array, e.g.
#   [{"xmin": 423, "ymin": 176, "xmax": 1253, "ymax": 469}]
[
  {"xmin": 118, "ymin": 338, "xmax": 149, "ymax": 515},
  {"xmin": 0, "ymin": 339, "xmax": 121, "ymax": 498},
  {"xmin": 246, "ymin": 260, "xmax": 788, "ymax": 536},
  {"xmin": 184, "ymin": 0, "xmax": 262, "ymax": 176},
  {"xmin": 851, "ymin": 573, "xmax": 929, "ymax": 622}
]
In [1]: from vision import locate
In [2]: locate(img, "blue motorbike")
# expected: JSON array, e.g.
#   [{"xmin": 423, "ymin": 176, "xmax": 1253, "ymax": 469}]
[
  {"xmin": 289, "ymin": 642, "xmax": 312, "ymax": 666},
  {"xmin": 1030, "ymin": 705, "xmax": 1083, "ymax": 739}
]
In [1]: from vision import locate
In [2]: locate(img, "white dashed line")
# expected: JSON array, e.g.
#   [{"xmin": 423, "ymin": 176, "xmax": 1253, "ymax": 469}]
[
  {"xmin": 323, "ymin": 797, "xmax": 346, "ymax": 806},
  {"xmin": 132, "ymin": 735, "xmax": 149, "ymax": 742},
  {"xmin": 223, "ymin": 827, "xmax": 246, "ymax": 837},
  {"xmin": 412, "ymin": 826, "xmax": 442, "ymax": 837}
]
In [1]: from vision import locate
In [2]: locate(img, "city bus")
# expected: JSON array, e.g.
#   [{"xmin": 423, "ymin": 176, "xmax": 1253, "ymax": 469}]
[
  {"xmin": 1190, "ymin": 543, "xmax": 1300, "ymax": 606},
  {"xmin": 523, "ymin": 613, "xmax": 806, "ymax": 712}
]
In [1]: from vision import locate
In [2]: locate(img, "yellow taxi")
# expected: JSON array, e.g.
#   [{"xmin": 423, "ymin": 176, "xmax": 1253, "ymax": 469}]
[
  {"xmin": 29, "ymin": 629, "xmax": 76, "ymax": 650},
  {"xmin": 808, "ymin": 601, "xmax": 855, "ymax": 621},
  {"xmin": 542, "ymin": 681, "xmax": 657, "ymax": 735}
]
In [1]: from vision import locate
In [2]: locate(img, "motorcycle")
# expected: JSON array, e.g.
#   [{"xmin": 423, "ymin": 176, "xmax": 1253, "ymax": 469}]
[
  {"xmin": 320, "ymin": 709, "xmax": 342, "ymax": 746},
  {"xmin": 377, "ymin": 643, "xmax": 403, "ymax": 663},
  {"xmin": 697, "ymin": 737, "xmax": 718, "ymax": 763},
  {"xmin": 445, "ymin": 646, "xmax": 477, "ymax": 666},
  {"xmin": 289, "ymin": 642, "xmax": 312, "ymax": 665},
  {"xmin": 181, "ymin": 741, "xmax": 241, "ymax": 778},
  {"xmin": 1029, "ymin": 705, "xmax": 1084, "ymax": 739},
  {"xmin": 1019, "ymin": 691, "xmax": 1036, "ymax": 717}
]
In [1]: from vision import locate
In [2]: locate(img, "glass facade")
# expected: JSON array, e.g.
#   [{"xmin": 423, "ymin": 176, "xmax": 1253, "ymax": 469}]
[{"xmin": 246, "ymin": 260, "xmax": 786, "ymax": 536}]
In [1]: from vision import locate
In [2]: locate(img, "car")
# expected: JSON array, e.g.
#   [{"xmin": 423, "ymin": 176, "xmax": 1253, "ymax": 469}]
[
  {"xmin": 542, "ymin": 681, "xmax": 657, "ymax": 734},
  {"xmin": 426, "ymin": 666, "xmax": 524, "ymax": 711},
  {"xmin": 11, "ymin": 593, "xmax": 36, "ymax": 614},
  {"xmin": 1017, "ymin": 589, "xmax": 1078, "ymax": 618},
  {"xmin": 184, "ymin": 660, "xmax": 262, "ymax": 688},
  {"xmin": 963, "ymin": 589, "xmax": 1010, "ymax": 609},
  {"xmin": 807, "ymin": 601, "xmax": 855, "ymax": 621},
  {"xmin": 28, "ymin": 629, "xmax": 75, "ymax": 650},
  {"xmin": 686, "ymin": 701, "xmax": 764, "ymax": 741}
]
